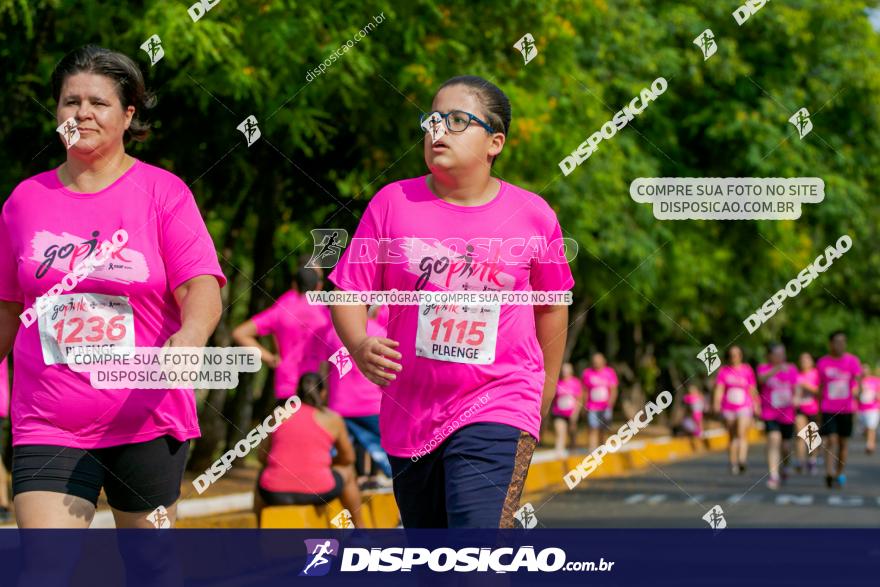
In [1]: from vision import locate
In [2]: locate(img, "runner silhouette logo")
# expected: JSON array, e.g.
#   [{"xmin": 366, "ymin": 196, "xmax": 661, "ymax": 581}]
[{"xmin": 300, "ymin": 539, "xmax": 339, "ymax": 577}]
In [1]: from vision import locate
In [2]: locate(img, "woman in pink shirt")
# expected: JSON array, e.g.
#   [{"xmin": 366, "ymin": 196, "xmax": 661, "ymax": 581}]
[
  {"xmin": 329, "ymin": 76, "xmax": 574, "ymax": 528},
  {"xmin": 680, "ymin": 384, "xmax": 705, "ymax": 438},
  {"xmin": 232, "ymin": 267, "xmax": 329, "ymax": 399},
  {"xmin": 551, "ymin": 362, "xmax": 582, "ymax": 454},
  {"xmin": 857, "ymin": 365, "xmax": 879, "ymax": 454},
  {"xmin": 256, "ymin": 373, "xmax": 364, "ymax": 528},
  {"xmin": 0, "ymin": 46, "xmax": 224, "ymax": 529},
  {"xmin": 0, "ymin": 358, "xmax": 9, "ymax": 521},
  {"xmin": 794, "ymin": 352, "xmax": 820, "ymax": 474},
  {"xmin": 581, "ymin": 353, "xmax": 619, "ymax": 452},
  {"xmin": 712, "ymin": 346, "xmax": 758, "ymax": 475},
  {"xmin": 757, "ymin": 343, "xmax": 799, "ymax": 489}
]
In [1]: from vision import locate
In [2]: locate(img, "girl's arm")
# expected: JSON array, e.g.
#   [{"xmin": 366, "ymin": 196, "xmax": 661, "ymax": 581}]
[
  {"xmin": 167, "ymin": 275, "xmax": 222, "ymax": 347},
  {"xmin": 232, "ymin": 319, "xmax": 279, "ymax": 368},
  {"xmin": 535, "ymin": 304, "xmax": 568, "ymax": 420},
  {"xmin": 0, "ymin": 301, "xmax": 21, "ymax": 361}
]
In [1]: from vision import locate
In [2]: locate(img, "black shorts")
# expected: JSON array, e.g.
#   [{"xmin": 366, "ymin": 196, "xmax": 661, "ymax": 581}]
[
  {"xmin": 258, "ymin": 469, "xmax": 344, "ymax": 506},
  {"xmin": 820, "ymin": 412, "xmax": 854, "ymax": 438},
  {"xmin": 12, "ymin": 435, "xmax": 189, "ymax": 512},
  {"xmin": 764, "ymin": 420, "xmax": 795, "ymax": 439}
]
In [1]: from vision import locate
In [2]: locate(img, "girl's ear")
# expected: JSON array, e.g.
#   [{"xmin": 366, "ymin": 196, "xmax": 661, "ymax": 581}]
[{"xmin": 488, "ymin": 132, "xmax": 505, "ymax": 160}]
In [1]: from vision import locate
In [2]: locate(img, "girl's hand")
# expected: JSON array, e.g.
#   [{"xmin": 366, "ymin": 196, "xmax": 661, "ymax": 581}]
[{"xmin": 351, "ymin": 336, "xmax": 403, "ymax": 387}]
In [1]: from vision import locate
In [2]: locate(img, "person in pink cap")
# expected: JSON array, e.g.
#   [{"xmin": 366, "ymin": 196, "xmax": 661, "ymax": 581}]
[
  {"xmin": 551, "ymin": 362, "xmax": 582, "ymax": 454},
  {"xmin": 581, "ymin": 353, "xmax": 618, "ymax": 452},
  {"xmin": 794, "ymin": 352, "xmax": 820, "ymax": 474},
  {"xmin": 712, "ymin": 345, "xmax": 758, "ymax": 475}
]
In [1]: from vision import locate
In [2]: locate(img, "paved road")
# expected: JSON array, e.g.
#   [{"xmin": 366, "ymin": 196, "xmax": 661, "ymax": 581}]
[{"xmin": 532, "ymin": 437, "xmax": 880, "ymax": 528}]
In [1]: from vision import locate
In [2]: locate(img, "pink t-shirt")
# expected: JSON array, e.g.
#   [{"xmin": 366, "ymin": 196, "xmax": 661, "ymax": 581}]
[
  {"xmin": 322, "ymin": 311, "xmax": 387, "ymax": 418},
  {"xmin": 328, "ymin": 176, "xmax": 574, "ymax": 457},
  {"xmin": 757, "ymin": 363, "xmax": 798, "ymax": 424},
  {"xmin": 858, "ymin": 375, "xmax": 880, "ymax": 412},
  {"xmin": 581, "ymin": 367, "xmax": 618, "ymax": 411},
  {"xmin": 817, "ymin": 353, "xmax": 862, "ymax": 414},
  {"xmin": 684, "ymin": 391, "xmax": 704, "ymax": 422},
  {"xmin": 552, "ymin": 375, "xmax": 582, "ymax": 417},
  {"xmin": 301, "ymin": 304, "xmax": 332, "ymax": 375},
  {"xmin": 0, "ymin": 358, "xmax": 9, "ymax": 419},
  {"xmin": 0, "ymin": 160, "xmax": 226, "ymax": 448},
  {"xmin": 251, "ymin": 290, "xmax": 331, "ymax": 399},
  {"xmin": 717, "ymin": 364, "xmax": 756, "ymax": 411},
  {"xmin": 796, "ymin": 368, "xmax": 819, "ymax": 416}
]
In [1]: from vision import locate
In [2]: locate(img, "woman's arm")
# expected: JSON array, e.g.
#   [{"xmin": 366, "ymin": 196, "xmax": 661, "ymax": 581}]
[
  {"xmin": 330, "ymin": 413, "xmax": 355, "ymax": 467},
  {"xmin": 331, "ymin": 305, "xmax": 401, "ymax": 386},
  {"xmin": 0, "ymin": 301, "xmax": 22, "ymax": 360},
  {"xmin": 166, "ymin": 275, "xmax": 222, "ymax": 348},
  {"xmin": 712, "ymin": 383, "xmax": 724, "ymax": 413},
  {"xmin": 232, "ymin": 319, "xmax": 279, "ymax": 368},
  {"xmin": 535, "ymin": 304, "xmax": 568, "ymax": 420}
]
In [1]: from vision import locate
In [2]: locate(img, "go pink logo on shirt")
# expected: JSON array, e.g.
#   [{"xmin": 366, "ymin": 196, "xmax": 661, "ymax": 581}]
[{"xmin": 30, "ymin": 229, "xmax": 150, "ymax": 285}]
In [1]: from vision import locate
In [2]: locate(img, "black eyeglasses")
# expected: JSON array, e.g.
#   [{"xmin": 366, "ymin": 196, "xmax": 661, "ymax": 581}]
[{"xmin": 419, "ymin": 110, "xmax": 496, "ymax": 134}]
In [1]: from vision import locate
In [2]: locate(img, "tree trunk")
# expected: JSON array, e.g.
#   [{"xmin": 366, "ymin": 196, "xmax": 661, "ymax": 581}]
[{"xmin": 563, "ymin": 294, "xmax": 591, "ymax": 363}]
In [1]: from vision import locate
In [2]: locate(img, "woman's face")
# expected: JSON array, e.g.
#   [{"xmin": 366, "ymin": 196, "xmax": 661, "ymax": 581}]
[
  {"xmin": 56, "ymin": 72, "xmax": 134, "ymax": 157},
  {"xmin": 799, "ymin": 353, "xmax": 813, "ymax": 370},
  {"xmin": 729, "ymin": 346, "xmax": 742, "ymax": 365},
  {"xmin": 424, "ymin": 84, "xmax": 504, "ymax": 175}
]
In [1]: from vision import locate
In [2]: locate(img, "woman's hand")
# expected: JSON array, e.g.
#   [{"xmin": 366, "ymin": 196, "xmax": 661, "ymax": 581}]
[{"xmin": 350, "ymin": 336, "xmax": 402, "ymax": 387}]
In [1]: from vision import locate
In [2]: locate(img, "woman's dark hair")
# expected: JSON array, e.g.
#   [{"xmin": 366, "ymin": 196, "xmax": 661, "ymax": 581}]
[
  {"xmin": 438, "ymin": 75, "xmax": 511, "ymax": 164},
  {"xmin": 293, "ymin": 267, "xmax": 320, "ymax": 293},
  {"xmin": 297, "ymin": 372, "xmax": 324, "ymax": 408},
  {"xmin": 51, "ymin": 45, "xmax": 155, "ymax": 142}
]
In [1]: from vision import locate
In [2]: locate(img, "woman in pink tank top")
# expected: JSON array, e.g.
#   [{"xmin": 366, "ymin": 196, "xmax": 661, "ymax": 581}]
[{"xmin": 256, "ymin": 373, "xmax": 365, "ymax": 528}]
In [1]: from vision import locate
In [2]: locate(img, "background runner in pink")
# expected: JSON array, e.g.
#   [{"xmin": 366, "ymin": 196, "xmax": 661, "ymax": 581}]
[
  {"xmin": 250, "ymin": 288, "xmax": 330, "ymax": 399},
  {"xmin": 817, "ymin": 353, "xmax": 861, "ymax": 414},
  {"xmin": 0, "ymin": 159, "xmax": 226, "ymax": 448},
  {"xmin": 757, "ymin": 362, "xmax": 798, "ymax": 424},
  {"xmin": 581, "ymin": 365, "xmax": 618, "ymax": 411},
  {"xmin": 328, "ymin": 176, "xmax": 574, "ymax": 458},
  {"xmin": 322, "ymin": 307, "xmax": 386, "ymax": 417},
  {"xmin": 0, "ymin": 358, "xmax": 8, "ymax": 419},
  {"xmin": 796, "ymin": 362, "xmax": 820, "ymax": 416},
  {"xmin": 552, "ymin": 373, "xmax": 582, "ymax": 418},
  {"xmin": 716, "ymin": 364, "xmax": 757, "ymax": 412}
]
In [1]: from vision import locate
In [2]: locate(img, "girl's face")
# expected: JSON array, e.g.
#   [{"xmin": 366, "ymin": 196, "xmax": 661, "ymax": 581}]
[
  {"xmin": 561, "ymin": 363, "xmax": 574, "ymax": 377},
  {"xmin": 56, "ymin": 72, "xmax": 134, "ymax": 156},
  {"xmin": 729, "ymin": 346, "xmax": 743, "ymax": 365},
  {"xmin": 799, "ymin": 353, "xmax": 813, "ymax": 371},
  {"xmin": 424, "ymin": 84, "xmax": 504, "ymax": 175}
]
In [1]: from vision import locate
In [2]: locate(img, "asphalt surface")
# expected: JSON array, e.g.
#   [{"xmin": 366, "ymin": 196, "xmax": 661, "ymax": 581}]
[{"xmin": 532, "ymin": 437, "xmax": 880, "ymax": 528}]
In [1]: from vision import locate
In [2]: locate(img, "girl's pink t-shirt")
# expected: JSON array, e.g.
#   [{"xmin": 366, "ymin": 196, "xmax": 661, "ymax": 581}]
[
  {"xmin": 796, "ymin": 368, "xmax": 819, "ymax": 415},
  {"xmin": 0, "ymin": 358, "xmax": 9, "ymax": 419},
  {"xmin": 817, "ymin": 353, "xmax": 862, "ymax": 414},
  {"xmin": 717, "ymin": 364, "xmax": 756, "ymax": 411},
  {"xmin": 251, "ymin": 291, "xmax": 330, "ymax": 399},
  {"xmin": 0, "ymin": 160, "xmax": 226, "ymax": 448},
  {"xmin": 581, "ymin": 367, "xmax": 618, "ymax": 411},
  {"xmin": 858, "ymin": 375, "xmax": 880, "ymax": 411},
  {"xmin": 552, "ymin": 375, "xmax": 582, "ymax": 417},
  {"xmin": 684, "ymin": 391, "xmax": 704, "ymax": 422},
  {"xmin": 328, "ymin": 177, "xmax": 574, "ymax": 458},
  {"xmin": 757, "ymin": 363, "xmax": 798, "ymax": 424},
  {"xmin": 322, "ymin": 311, "xmax": 387, "ymax": 418}
]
